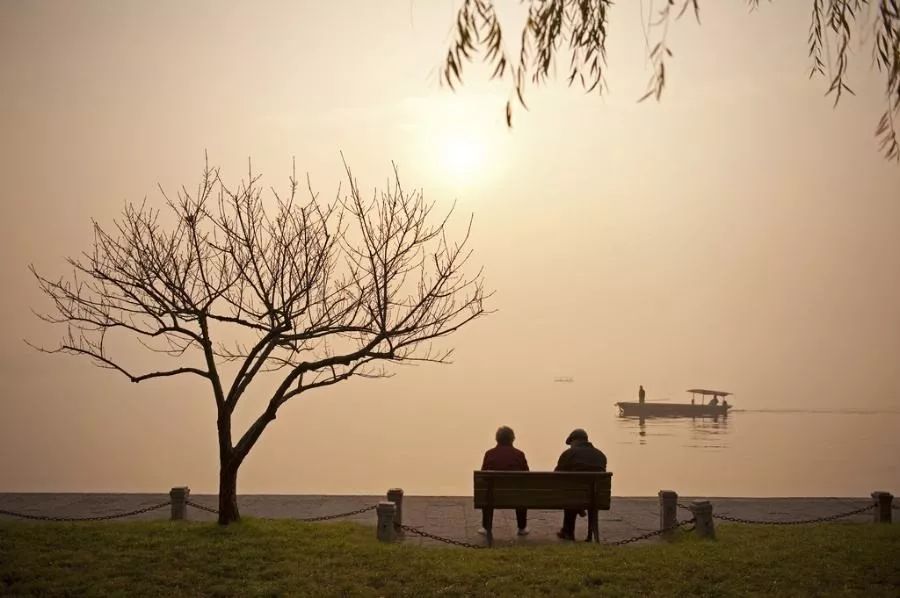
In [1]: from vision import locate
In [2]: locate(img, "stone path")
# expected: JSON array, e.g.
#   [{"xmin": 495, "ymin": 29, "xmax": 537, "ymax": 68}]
[{"xmin": 0, "ymin": 494, "xmax": 882, "ymax": 547}]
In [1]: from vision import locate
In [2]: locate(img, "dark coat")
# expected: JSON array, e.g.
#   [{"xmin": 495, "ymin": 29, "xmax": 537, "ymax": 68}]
[
  {"xmin": 554, "ymin": 441, "xmax": 607, "ymax": 472},
  {"xmin": 481, "ymin": 445, "xmax": 529, "ymax": 471}
]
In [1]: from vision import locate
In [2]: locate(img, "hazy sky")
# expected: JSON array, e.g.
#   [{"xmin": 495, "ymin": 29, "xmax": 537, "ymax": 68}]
[{"xmin": 1, "ymin": 1, "xmax": 898, "ymax": 495}]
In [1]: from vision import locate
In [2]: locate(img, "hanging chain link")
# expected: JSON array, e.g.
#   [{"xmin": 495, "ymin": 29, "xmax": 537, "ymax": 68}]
[
  {"xmin": 0, "ymin": 501, "xmax": 171, "ymax": 522},
  {"xmin": 677, "ymin": 502, "xmax": 877, "ymax": 525},
  {"xmin": 296, "ymin": 503, "xmax": 377, "ymax": 522},
  {"xmin": 603, "ymin": 517, "xmax": 696, "ymax": 546},
  {"xmin": 184, "ymin": 500, "xmax": 220, "ymax": 514},
  {"xmin": 711, "ymin": 503, "xmax": 876, "ymax": 525},
  {"xmin": 395, "ymin": 517, "xmax": 697, "ymax": 549},
  {"xmin": 396, "ymin": 523, "xmax": 487, "ymax": 549},
  {"xmin": 184, "ymin": 500, "xmax": 377, "ymax": 521}
]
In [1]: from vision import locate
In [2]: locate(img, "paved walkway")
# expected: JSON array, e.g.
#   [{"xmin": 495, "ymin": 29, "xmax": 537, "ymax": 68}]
[{"xmin": 0, "ymin": 493, "xmax": 882, "ymax": 547}]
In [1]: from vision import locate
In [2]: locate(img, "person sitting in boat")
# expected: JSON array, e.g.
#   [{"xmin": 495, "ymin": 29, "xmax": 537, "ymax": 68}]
[
  {"xmin": 722, "ymin": 399, "xmax": 728, "ymax": 408},
  {"xmin": 638, "ymin": 385, "xmax": 646, "ymax": 404},
  {"xmin": 709, "ymin": 395, "xmax": 720, "ymax": 406},
  {"xmin": 554, "ymin": 428, "xmax": 607, "ymax": 541},
  {"xmin": 478, "ymin": 426, "xmax": 530, "ymax": 537}
]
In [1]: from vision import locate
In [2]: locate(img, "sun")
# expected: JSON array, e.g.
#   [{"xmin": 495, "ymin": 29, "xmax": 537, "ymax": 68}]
[
  {"xmin": 439, "ymin": 133, "xmax": 487, "ymax": 183},
  {"xmin": 401, "ymin": 92, "xmax": 507, "ymax": 189}
]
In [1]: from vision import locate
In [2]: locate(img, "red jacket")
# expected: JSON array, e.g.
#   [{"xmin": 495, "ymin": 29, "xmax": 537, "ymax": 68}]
[{"xmin": 481, "ymin": 445, "xmax": 529, "ymax": 471}]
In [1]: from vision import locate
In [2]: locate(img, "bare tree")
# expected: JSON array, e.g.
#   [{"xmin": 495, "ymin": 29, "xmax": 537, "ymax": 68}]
[
  {"xmin": 441, "ymin": 0, "xmax": 900, "ymax": 161},
  {"xmin": 31, "ymin": 158, "xmax": 489, "ymax": 524}
]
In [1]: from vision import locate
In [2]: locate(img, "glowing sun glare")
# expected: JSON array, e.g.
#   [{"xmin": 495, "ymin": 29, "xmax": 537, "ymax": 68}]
[{"xmin": 439, "ymin": 134, "xmax": 487, "ymax": 183}]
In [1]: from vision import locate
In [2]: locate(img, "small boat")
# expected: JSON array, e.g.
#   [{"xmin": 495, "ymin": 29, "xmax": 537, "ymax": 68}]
[{"xmin": 616, "ymin": 389, "xmax": 733, "ymax": 418}]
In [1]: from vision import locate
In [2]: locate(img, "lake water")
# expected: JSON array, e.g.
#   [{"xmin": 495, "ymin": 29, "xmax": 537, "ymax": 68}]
[
  {"xmin": 3, "ymin": 379, "xmax": 898, "ymax": 498},
  {"xmin": 282, "ymin": 402, "xmax": 900, "ymax": 497},
  {"xmin": 375, "ymin": 407, "xmax": 900, "ymax": 498},
  {"xmin": 601, "ymin": 409, "xmax": 900, "ymax": 497}
]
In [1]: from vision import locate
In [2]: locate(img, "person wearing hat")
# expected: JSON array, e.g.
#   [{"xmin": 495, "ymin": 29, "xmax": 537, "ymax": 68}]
[
  {"xmin": 477, "ymin": 425, "xmax": 531, "ymax": 537},
  {"xmin": 554, "ymin": 428, "xmax": 608, "ymax": 540}
]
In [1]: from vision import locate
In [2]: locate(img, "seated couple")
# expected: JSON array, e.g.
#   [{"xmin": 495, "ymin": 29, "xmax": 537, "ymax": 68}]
[{"xmin": 478, "ymin": 425, "xmax": 607, "ymax": 540}]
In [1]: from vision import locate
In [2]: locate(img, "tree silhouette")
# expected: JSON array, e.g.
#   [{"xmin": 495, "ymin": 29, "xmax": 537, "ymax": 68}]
[
  {"xmin": 31, "ymin": 158, "xmax": 489, "ymax": 524},
  {"xmin": 441, "ymin": 0, "xmax": 900, "ymax": 161}
]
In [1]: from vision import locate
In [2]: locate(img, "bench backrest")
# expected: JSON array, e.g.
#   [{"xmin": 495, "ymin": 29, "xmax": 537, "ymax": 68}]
[{"xmin": 473, "ymin": 471, "xmax": 613, "ymax": 510}]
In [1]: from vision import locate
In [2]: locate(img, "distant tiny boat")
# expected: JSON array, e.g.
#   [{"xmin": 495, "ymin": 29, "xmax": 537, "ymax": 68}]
[{"xmin": 616, "ymin": 389, "xmax": 733, "ymax": 418}]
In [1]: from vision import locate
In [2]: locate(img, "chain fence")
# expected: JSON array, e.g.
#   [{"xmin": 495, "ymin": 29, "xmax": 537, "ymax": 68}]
[
  {"xmin": 394, "ymin": 516, "xmax": 698, "ymax": 549},
  {"xmin": 0, "ymin": 499, "xmax": 374, "ymax": 523},
  {"xmin": 185, "ymin": 499, "xmax": 377, "ymax": 522},
  {"xmin": 184, "ymin": 500, "xmax": 220, "ymax": 515},
  {"xmin": 2, "ymin": 496, "xmax": 888, "ymax": 546},
  {"xmin": 677, "ymin": 502, "xmax": 877, "ymax": 525},
  {"xmin": 297, "ymin": 504, "xmax": 377, "ymax": 522},
  {"xmin": 0, "ymin": 501, "xmax": 171, "ymax": 522},
  {"xmin": 603, "ymin": 517, "xmax": 696, "ymax": 546},
  {"xmin": 396, "ymin": 523, "xmax": 488, "ymax": 549}
]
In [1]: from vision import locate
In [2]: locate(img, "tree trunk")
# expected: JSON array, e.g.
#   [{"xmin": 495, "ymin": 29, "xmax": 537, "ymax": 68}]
[
  {"xmin": 216, "ymin": 410, "xmax": 240, "ymax": 525},
  {"xmin": 215, "ymin": 403, "xmax": 277, "ymax": 525},
  {"xmin": 217, "ymin": 462, "xmax": 240, "ymax": 525}
]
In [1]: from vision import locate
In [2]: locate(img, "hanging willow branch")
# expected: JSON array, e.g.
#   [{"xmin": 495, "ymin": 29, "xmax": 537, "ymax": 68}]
[{"xmin": 442, "ymin": 0, "xmax": 900, "ymax": 161}]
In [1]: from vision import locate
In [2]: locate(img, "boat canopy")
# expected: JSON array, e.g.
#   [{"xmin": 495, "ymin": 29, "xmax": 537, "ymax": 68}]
[{"xmin": 686, "ymin": 389, "xmax": 732, "ymax": 396}]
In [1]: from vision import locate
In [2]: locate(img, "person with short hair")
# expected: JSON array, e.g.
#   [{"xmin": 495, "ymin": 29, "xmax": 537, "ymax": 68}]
[
  {"xmin": 554, "ymin": 428, "xmax": 607, "ymax": 540},
  {"xmin": 478, "ymin": 426, "xmax": 530, "ymax": 536}
]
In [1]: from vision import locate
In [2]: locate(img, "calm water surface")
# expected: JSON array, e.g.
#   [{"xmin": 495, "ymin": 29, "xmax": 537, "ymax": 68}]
[
  {"xmin": 253, "ymin": 393, "xmax": 900, "ymax": 497},
  {"xmin": 603, "ymin": 409, "xmax": 899, "ymax": 496},
  {"xmin": 8, "ymin": 391, "xmax": 896, "ymax": 498},
  {"xmin": 316, "ymin": 402, "xmax": 900, "ymax": 497},
  {"xmin": 380, "ymin": 407, "xmax": 900, "ymax": 498}
]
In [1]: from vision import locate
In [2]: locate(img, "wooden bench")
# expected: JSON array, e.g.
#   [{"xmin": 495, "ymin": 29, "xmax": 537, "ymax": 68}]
[{"xmin": 473, "ymin": 470, "xmax": 613, "ymax": 544}]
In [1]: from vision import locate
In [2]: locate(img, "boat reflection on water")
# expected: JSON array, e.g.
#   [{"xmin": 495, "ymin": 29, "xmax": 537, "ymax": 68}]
[{"xmin": 616, "ymin": 411, "xmax": 732, "ymax": 448}]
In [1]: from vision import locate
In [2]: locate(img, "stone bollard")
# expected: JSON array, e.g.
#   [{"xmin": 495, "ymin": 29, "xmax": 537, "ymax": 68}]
[
  {"xmin": 170, "ymin": 487, "xmax": 190, "ymax": 521},
  {"xmin": 658, "ymin": 490, "xmax": 678, "ymax": 537},
  {"xmin": 376, "ymin": 501, "xmax": 397, "ymax": 542},
  {"xmin": 387, "ymin": 488, "xmax": 404, "ymax": 532},
  {"xmin": 871, "ymin": 491, "xmax": 894, "ymax": 524},
  {"xmin": 689, "ymin": 500, "xmax": 715, "ymax": 539}
]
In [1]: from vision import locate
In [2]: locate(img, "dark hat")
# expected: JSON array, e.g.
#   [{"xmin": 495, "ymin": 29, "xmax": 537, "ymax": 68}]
[{"xmin": 565, "ymin": 428, "xmax": 589, "ymax": 445}]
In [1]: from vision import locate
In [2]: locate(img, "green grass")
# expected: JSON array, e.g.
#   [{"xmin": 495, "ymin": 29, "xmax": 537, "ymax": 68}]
[{"xmin": 1, "ymin": 520, "xmax": 898, "ymax": 597}]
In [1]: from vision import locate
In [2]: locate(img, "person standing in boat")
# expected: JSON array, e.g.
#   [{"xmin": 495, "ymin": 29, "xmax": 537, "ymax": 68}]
[
  {"xmin": 709, "ymin": 395, "xmax": 719, "ymax": 406},
  {"xmin": 638, "ymin": 385, "xmax": 646, "ymax": 404}
]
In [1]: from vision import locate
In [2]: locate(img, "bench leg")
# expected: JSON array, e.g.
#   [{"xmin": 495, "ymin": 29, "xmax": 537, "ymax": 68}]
[
  {"xmin": 481, "ymin": 508, "xmax": 494, "ymax": 547},
  {"xmin": 587, "ymin": 510, "xmax": 600, "ymax": 543}
]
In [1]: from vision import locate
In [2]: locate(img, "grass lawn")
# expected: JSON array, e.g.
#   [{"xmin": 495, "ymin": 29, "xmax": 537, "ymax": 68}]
[{"xmin": 1, "ymin": 519, "xmax": 898, "ymax": 597}]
